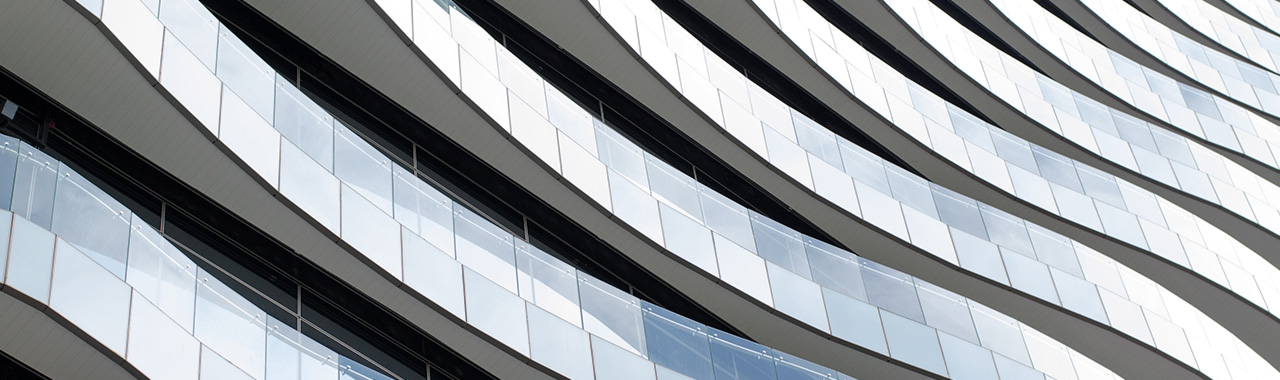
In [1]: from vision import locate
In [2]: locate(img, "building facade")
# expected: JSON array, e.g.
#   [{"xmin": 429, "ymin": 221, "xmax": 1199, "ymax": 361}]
[{"xmin": 0, "ymin": 0, "xmax": 1278, "ymax": 379}]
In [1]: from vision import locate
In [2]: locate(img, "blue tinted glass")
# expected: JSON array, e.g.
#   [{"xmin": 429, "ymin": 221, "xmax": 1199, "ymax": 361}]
[{"xmin": 644, "ymin": 303, "xmax": 713, "ymax": 380}]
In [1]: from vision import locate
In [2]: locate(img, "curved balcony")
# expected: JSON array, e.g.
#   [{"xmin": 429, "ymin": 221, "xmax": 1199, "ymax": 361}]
[
  {"xmin": 1142, "ymin": 0, "xmax": 1280, "ymax": 78},
  {"xmin": 0, "ymin": 136, "xmax": 398, "ymax": 380},
  {"xmin": 1219, "ymin": 0, "xmax": 1280, "ymax": 36},
  {"xmin": 881, "ymin": 0, "xmax": 1280, "ymax": 317},
  {"xmin": 577, "ymin": 0, "xmax": 1279, "ymax": 378}
]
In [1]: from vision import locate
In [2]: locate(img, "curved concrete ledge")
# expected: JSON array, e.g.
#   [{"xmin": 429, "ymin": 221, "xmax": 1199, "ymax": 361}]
[
  {"xmin": 476, "ymin": 0, "xmax": 1227, "ymax": 379},
  {"xmin": 829, "ymin": 0, "xmax": 1280, "ymax": 372},
  {"xmin": 0, "ymin": 1, "xmax": 556, "ymax": 379},
  {"xmin": 0, "ymin": 291, "xmax": 138, "ymax": 380}
]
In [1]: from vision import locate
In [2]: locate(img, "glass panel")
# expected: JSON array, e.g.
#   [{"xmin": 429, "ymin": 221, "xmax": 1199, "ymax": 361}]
[
  {"xmin": 334, "ymin": 124, "xmax": 393, "ymax": 213},
  {"xmin": 128, "ymin": 292, "xmax": 201, "ymax": 380},
  {"xmin": 647, "ymin": 157, "xmax": 702, "ymax": 221},
  {"xmin": 219, "ymin": 90, "xmax": 281, "ymax": 188},
  {"xmin": 610, "ymin": 170, "xmax": 664, "ymax": 245},
  {"xmin": 50, "ymin": 167, "xmax": 131, "ymax": 278},
  {"xmin": 159, "ymin": 0, "xmax": 219, "ymax": 69},
  {"xmin": 881, "ymin": 311, "xmax": 947, "ymax": 376},
  {"xmin": 659, "ymin": 204, "xmax": 718, "ymax": 276},
  {"xmin": 340, "ymin": 185, "xmax": 402, "ymax": 279},
  {"xmin": 160, "ymin": 31, "xmax": 222, "ymax": 131},
  {"xmin": 579, "ymin": 273, "xmax": 646, "ymax": 355},
  {"xmin": 916, "ymin": 280, "xmax": 977, "ymax": 343},
  {"xmin": 1031, "ymin": 147, "xmax": 1083, "ymax": 193},
  {"xmin": 709, "ymin": 332, "xmax": 778, "ymax": 380},
  {"xmin": 402, "ymin": 227, "xmax": 465, "ymax": 317},
  {"xmin": 1002, "ymin": 249, "xmax": 1060, "ymax": 305},
  {"xmin": 860, "ymin": 258, "xmax": 924, "ymax": 322},
  {"xmin": 979, "ymin": 205, "xmax": 1034, "ymax": 255},
  {"xmin": 591, "ymin": 335, "xmax": 658, "ymax": 380},
  {"xmin": 6, "ymin": 216, "xmax": 56, "ymax": 302},
  {"xmin": 699, "ymin": 184, "xmax": 755, "ymax": 252},
  {"xmin": 195, "ymin": 267, "xmax": 267, "ymax": 379},
  {"xmin": 767, "ymin": 262, "xmax": 829, "ymax": 330},
  {"xmin": 1025, "ymin": 224, "xmax": 1081, "ymax": 276},
  {"xmin": 12, "ymin": 145, "xmax": 58, "ymax": 229},
  {"xmin": 823, "ymin": 288, "xmax": 888, "ymax": 355},
  {"xmin": 970, "ymin": 303, "xmax": 1031, "ymax": 365},
  {"xmin": 453, "ymin": 206, "xmax": 517, "ymax": 292},
  {"xmin": 774, "ymin": 353, "xmax": 839, "ymax": 380},
  {"xmin": 643, "ymin": 303, "xmax": 713, "ymax": 380},
  {"xmin": 528, "ymin": 305, "xmax": 593, "ymax": 380},
  {"xmin": 280, "ymin": 140, "xmax": 341, "ymax": 233},
  {"xmin": 516, "ymin": 241, "xmax": 581, "ymax": 326},
  {"xmin": 127, "ymin": 219, "xmax": 197, "ymax": 332},
  {"xmin": 714, "ymin": 233, "xmax": 774, "ymax": 305},
  {"xmin": 392, "ymin": 167, "xmax": 453, "ymax": 252},
  {"xmin": 274, "ymin": 78, "xmax": 334, "ymax": 170},
  {"xmin": 938, "ymin": 333, "xmax": 997, "ymax": 380},
  {"xmin": 932, "ymin": 185, "xmax": 986, "ymax": 240},
  {"xmin": 805, "ymin": 237, "xmax": 865, "ymax": 300},
  {"xmin": 463, "ymin": 268, "xmax": 530, "ymax": 355},
  {"xmin": 49, "ymin": 240, "xmax": 130, "ymax": 354},
  {"xmin": 952, "ymin": 228, "xmax": 1009, "ymax": 285},
  {"xmin": 597, "ymin": 126, "xmax": 649, "ymax": 191},
  {"xmin": 216, "ymin": 25, "xmax": 275, "ymax": 120},
  {"xmin": 839, "ymin": 141, "xmax": 890, "ymax": 194},
  {"xmin": 1050, "ymin": 268, "xmax": 1108, "ymax": 323},
  {"xmin": 0, "ymin": 137, "xmax": 20, "ymax": 211},
  {"xmin": 266, "ymin": 317, "xmax": 302, "ymax": 380},
  {"xmin": 102, "ymin": 0, "xmax": 164, "ymax": 75},
  {"xmin": 201, "ymin": 345, "xmax": 254, "ymax": 380},
  {"xmin": 885, "ymin": 166, "xmax": 937, "ymax": 218},
  {"xmin": 300, "ymin": 334, "xmax": 340, "ymax": 380},
  {"xmin": 751, "ymin": 214, "xmax": 810, "ymax": 279}
]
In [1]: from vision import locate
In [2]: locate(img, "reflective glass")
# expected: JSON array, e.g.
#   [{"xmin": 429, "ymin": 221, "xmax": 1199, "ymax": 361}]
[
  {"xmin": 916, "ymin": 280, "xmax": 977, "ymax": 343},
  {"xmin": 1002, "ymin": 249, "xmax": 1060, "ymax": 305},
  {"xmin": 201, "ymin": 345, "xmax": 254, "ymax": 380},
  {"xmin": 610, "ymin": 170, "xmax": 664, "ymax": 245},
  {"xmin": 49, "ymin": 240, "xmax": 130, "ymax": 354},
  {"xmin": 403, "ymin": 227, "xmax": 465, "ymax": 317},
  {"xmin": 335, "ymin": 124, "xmax": 393, "ymax": 213},
  {"xmin": 266, "ymin": 317, "xmax": 302, "ymax": 380},
  {"xmin": 340, "ymin": 185, "xmax": 402, "ymax": 278},
  {"xmin": 516, "ymin": 241, "xmax": 581, "ymax": 326},
  {"xmin": 597, "ymin": 126, "xmax": 648, "ymax": 191},
  {"xmin": 647, "ymin": 157, "xmax": 702, "ymax": 221},
  {"xmin": 0, "ymin": 138, "xmax": 19, "ymax": 211},
  {"xmin": 860, "ymin": 259, "xmax": 924, "ymax": 322},
  {"xmin": 392, "ymin": 167, "xmax": 454, "ymax": 252},
  {"xmin": 969, "ymin": 303, "xmax": 1031, "ymax": 365},
  {"xmin": 822, "ymin": 288, "xmax": 887, "ymax": 355},
  {"xmin": 128, "ymin": 293, "xmax": 201, "ymax": 380},
  {"xmin": 159, "ymin": 0, "xmax": 219, "ymax": 69},
  {"xmin": 280, "ymin": 140, "xmax": 341, "ymax": 234},
  {"xmin": 1050, "ymin": 268, "xmax": 1108, "ymax": 323},
  {"xmin": 12, "ymin": 145, "xmax": 58, "ymax": 229},
  {"xmin": 102, "ymin": 0, "xmax": 164, "ymax": 75},
  {"xmin": 774, "ymin": 353, "xmax": 839, "ymax": 380},
  {"xmin": 751, "ymin": 215, "xmax": 809, "ymax": 279},
  {"xmin": 219, "ymin": 90, "xmax": 281, "ymax": 188},
  {"xmin": 805, "ymin": 237, "xmax": 865, "ymax": 300},
  {"xmin": 195, "ymin": 267, "xmax": 267, "ymax": 379},
  {"xmin": 463, "ymin": 268, "xmax": 529, "ymax": 355},
  {"xmin": 952, "ymin": 228, "xmax": 1009, "ymax": 285},
  {"xmin": 6, "ymin": 216, "xmax": 56, "ymax": 302},
  {"xmin": 160, "ymin": 31, "xmax": 222, "ymax": 132},
  {"xmin": 591, "ymin": 335, "xmax": 657, "ymax": 380},
  {"xmin": 714, "ymin": 233, "xmax": 773, "ymax": 305},
  {"xmin": 528, "ymin": 305, "xmax": 593, "ymax": 380},
  {"xmin": 938, "ymin": 333, "xmax": 997, "ymax": 380},
  {"xmin": 126, "ymin": 219, "xmax": 196, "ymax": 331},
  {"xmin": 699, "ymin": 185, "xmax": 755, "ymax": 252},
  {"xmin": 839, "ymin": 141, "xmax": 890, "ymax": 194},
  {"xmin": 885, "ymin": 166, "xmax": 937, "ymax": 218},
  {"xmin": 1031, "ymin": 147, "xmax": 1083, "ymax": 192},
  {"xmin": 881, "ymin": 311, "xmax": 947, "ymax": 376},
  {"xmin": 216, "ymin": 26, "xmax": 275, "ymax": 120},
  {"xmin": 979, "ymin": 206, "xmax": 1034, "ymax": 256},
  {"xmin": 767, "ymin": 262, "xmax": 829, "ymax": 330},
  {"xmin": 643, "ymin": 303, "xmax": 713, "ymax": 380},
  {"xmin": 274, "ymin": 78, "xmax": 334, "ymax": 170},
  {"xmin": 659, "ymin": 204, "xmax": 718, "ymax": 276},
  {"xmin": 579, "ymin": 273, "xmax": 646, "ymax": 355},
  {"xmin": 49, "ymin": 167, "xmax": 130, "ymax": 279},
  {"xmin": 453, "ymin": 206, "xmax": 516, "ymax": 292},
  {"xmin": 932, "ymin": 185, "xmax": 986, "ymax": 240},
  {"xmin": 709, "ymin": 332, "xmax": 777, "ymax": 380}
]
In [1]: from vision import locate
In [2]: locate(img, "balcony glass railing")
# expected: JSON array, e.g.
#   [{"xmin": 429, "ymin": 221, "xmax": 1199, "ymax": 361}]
[
  {"xmin": 581, "ymin": 0, "xmax": 1277, "ymax": 378},
  {"xmin": 0, "ymin": 134, "xmax": 398, "ymax": 380},
  {"xmin": 888, "ymin": 0, "xmax": 1280, "ymax": 315},
  {"xmin": 1157, "ymin": 0, "xmax": 1280, "ymax": 73},
  {"xmin": 1062, "ymin": 0, "xmax": 1280, "ymax": 164},
  {"xmin": 1221, "ymin": 0, "xmax": 1280, "ymax": 36}
]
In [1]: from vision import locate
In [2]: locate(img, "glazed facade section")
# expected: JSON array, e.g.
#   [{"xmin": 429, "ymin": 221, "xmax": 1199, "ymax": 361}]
[
  {"xmin": 1222, "ymin": 0, "xmax": 1280, "ymax": 35},
  {"xmin": 882, "ymin": 0, "xmax": 1280, "ymax": 317},
  {"xmin": 590, "ymin": 0, "xmax": 1280, "ymax": 378},
  {"xmin": 8, "ymin": 0, "xmax": 1280, "ymax": 379},
  {"xmin": 0, "ymin": 136, "xmax": 396, "ymax": 380},
  {"xmin": 372, "ymin": 0, "xmax": 1120, "ymax": 378}
]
